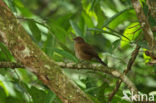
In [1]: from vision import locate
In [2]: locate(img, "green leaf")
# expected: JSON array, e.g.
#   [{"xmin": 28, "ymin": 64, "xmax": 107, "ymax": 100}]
[
  {"xmin": 90, "ymin": 0, "xmax": 96, "ymax": 11},
  {"xmin": 0, "ymin": 86, "xmax": 7, "ymax": 103},
  {"xmin": 70, "ymin": 20, "xmax": 83, "ymax": 37},
  {"xmin": 13, "ymin": 0, "xmax": 33, "ymax": 17},
  {"xmin": 4, "ymin": 0, "xmax": 16, "ymax": 12},
  {"xmin": 29, "ymin": 86, "xmax": 46, "ymax": 103},
  {"xmin": 154, "ymin": 64, "xmax": 156, "ymax": 73},
  {"xmin": 149, "ymin": 15, "xmax": 156, "ymax": 27},
  {"xmin": 48, "ymin": 23, "xmax": 67, "ymax": 43},
  {"xmin": 79, "ymin": 15, "xmax": 85, "ymax": 35},
  {"xmin": 112, "ymin": 39, "xmax": 120, "ymax": 51},
  {"xmin": 15, "ymin": 68, "xmax": 35, "ymax": 84},
  {"xmin": 0, "ymin": 74, "xmax": 15, "ymax": 96},
  {"xmin": 81, "ymin": 11, "xmax": 94, "ymax": 28},
  {"xmin": 5, "ymin": 96, "xmax": 26, "ymax": 103},
  {"xmin": 94, "ymin": 3, "xmax": 106, "ymax": 28},
  {"xmin": 102, "ymin": 7, "xmax": 133, "ymax": 27},
  {"xmin": 85, "ymin": 34, "xmax": 111, "ymax": 52},
  {"xmin": 58, "ymin": 42, "xmax": 74, "ymax": 55},
  {"xmin": 55, "ymin": 48, "xmax": 78, "ymax": 62},
  {"xmin": 0, "ymin": 79, "xmax": 9, "ymax": 96},
  {"xmin": 109, "ymin": 9, "xmax": 136, "ymax": 29},
  {"xmin": 143, "ymin": 51, "xmax": 151, "ymax": 63},
  {"xmin": 54, "ymin": 13, "xmax": 72, "ymax": 30},
  {"xmin": 87, "ymin": 28, "xmax": 120, "ymax": 38},
  {"xmin": 143, "ymin": 3, "xmax": 149, "ymax": 16},
  {"xmin": 43, "ymin": 34, "xmax": 55, "ymax": 58},
  {"xmin": 137, "ymin": 41, "xmax": 149, "ymax": 49},
  {"xmin": 120, "ymin": 22, "xmax": 142, "ymax": 48},
  {"xmin": 0, "ymin": 42, "xmax": 13, "ymax": 61},
  {"xmin": 44, "ymin": 90, "xmax": 56, "ymax": 103},
  {"xmin": 27, "ymin": 21, "xmax": 41, "ymax": 43},
  {"xmin": 88, "ymin": 94, "xmax": 101, "ymax": 103}
]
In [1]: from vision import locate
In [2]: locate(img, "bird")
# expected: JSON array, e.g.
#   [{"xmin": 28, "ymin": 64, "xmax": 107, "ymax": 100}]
[{"xmin": 73, "ymin": 36, "xmax": 107, "ymax": 66}]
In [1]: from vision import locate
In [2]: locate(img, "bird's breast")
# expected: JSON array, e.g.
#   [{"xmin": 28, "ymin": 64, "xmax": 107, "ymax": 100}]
[{"xmin": 74, "ymin": 43, "xmax": 92, "ymax": 60}]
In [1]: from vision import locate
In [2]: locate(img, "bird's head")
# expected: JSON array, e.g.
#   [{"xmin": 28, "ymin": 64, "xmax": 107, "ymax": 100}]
[{"xmin": 73, "ymin": 36, "xmax": 85, "ymax": 43}]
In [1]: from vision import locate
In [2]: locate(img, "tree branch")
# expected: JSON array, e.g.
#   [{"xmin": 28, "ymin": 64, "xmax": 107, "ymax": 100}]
[
  {"xmin": 108, "ymin": 45, "xmax": 140, "ymax": 102},
  {"xmin": 131, "ymin": 0, "xmax": 155, "ymax": 48},
  {"xmin": 146, "ymin": 0, "xmax": 156, "ymax": 21},
  {"xmin": 0, "ymin": 62, "xmax": 24, "ymax": 68},
  {"xmin": 0, "ymin": 61, "xmax": 138, "ymax": 95}
]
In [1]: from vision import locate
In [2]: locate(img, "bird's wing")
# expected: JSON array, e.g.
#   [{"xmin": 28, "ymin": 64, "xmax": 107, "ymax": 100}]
[{"xmin": 80, "ymin": 43, "xmax": 99, "ymax": 58}]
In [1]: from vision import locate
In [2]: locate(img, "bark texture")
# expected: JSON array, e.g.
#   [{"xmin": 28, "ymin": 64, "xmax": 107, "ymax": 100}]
[
  {"xmin": 0, "ymin": 0, "xmax": 93, "ymax": 103},
  {"xmin": 147, "ymin": 0, "xmax": 156, "ymax": 21},
  {"xmin": 132, "ymin": 0, "xmax": 154, "ymax": 48}
]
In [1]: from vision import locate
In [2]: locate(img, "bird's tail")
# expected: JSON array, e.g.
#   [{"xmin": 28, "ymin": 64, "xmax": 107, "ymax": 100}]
[{"xmin": 96, "ymin": 57, "xmax": 107, "ymax": 66}]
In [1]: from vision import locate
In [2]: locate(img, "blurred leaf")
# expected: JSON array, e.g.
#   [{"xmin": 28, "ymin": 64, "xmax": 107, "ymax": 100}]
[
  {"xmin": 86, "ymin": 34, "xmax": 111, "ymax": 52},
  {"xmin": 5, "ymin": 96, "xmax": 26, "ymax": 103},
  {"xmin": 88, "ymin": 94, "xmax": 101, "ymax": 103},
  {"xmin": 96, "ymin": 83, "xmax": 108, "ymax": 102},
  {"xmin": 0, "ymin": 75, "xmax": 15, "ymax": 96},
  {"xmin": 139, "ymin": 0, "xmax": 145, "ymax": 7},
  {"xmin": 50, "ymin": 13, "xmax": 73, "ymax": 30},
  {"xmin": 48, "ymin": 23, "xmax": 67, "ymax": 43},
  {"xmin": 137, "ymin": 41, "xmax": 149, "ymax": 49},
  {"xmin": 145, "ymin": 77, "xmax": 156, "ymax": 87},
  {"xmin": 13, "ymin": 0, "xmax": 33, "ymax": 17},
  {"xmin": 101, "ymin": 0, "xmax": 117, "ymax": 12},
  {"xmin": 143, "ymin": 2, "xmax": 149, "ymax": 16},
  {"xmin": 43, "ymin": 34, "xmax": 55, "ymax": 58},
  {"xmin": 143, "ymin": 50, "xmax": 152, "ymax": 63},
  {"xmin": 58, "ymin": 41, "xmax": 74, "ymax": 55},
  {"xmin": 112, "ymin": 96, "xmax": 130, "ymax": 103},
  {"xmin": 0, "ymin": 79, "xmax": 9, "ymax": 96},
  {"xmin": 102, "ymin": 7, "xmax": 132, "ymax": 27},
  {"xmin": 153, "ymin": 65, "xmax": 156, "ymax": 73},
  {"xmin": 79, "ymin": 15, "xmax": 86, "ymax": 35},
  {"xmin": 112, "ymin": 39, "xmax": 120, "ymax": 51},
  {"xmin": 15, "ymin": 69, "xmax": 36, "ymax": 84},
  {"xmin": 120, "ymin": 22, "xmax": 142, "ymax": 48},
  {"xmin": 148, "ymin": 16, "xmax": 156, "ymax": 27},
  {"xmin": 88, "ymin": 28, "xmax": 120, "ymax": 38},
  {"xmin": 44, "ymin": 90, "xmax": 57, "ymax": 103},
  {"xmin": 13, "ymin": 82, "xmax": 32, "ymax": 103},
  {"xmin": 81, "ymin": 11, "xmax": 94, "ymax": 28},
  {"xmin": 94, "ymin": 3, "xmax": 106, "ymax": 28},
  {"xmin": 0, "ymin": 86, "xmax": 7, "ymax": 103},
  {"xmin": 29, "ymin": 86, "xmax": 46, "ymax": 103},
  {"xmin": 27, "ymin": 21, "xmax": 42, "ymax": 43},
  {"xmin": 4, "ymin": 0, "xmax": 16, "ymax": 12},
  {"xmin": 90, "ymin": 0, "xmax": 96, "ymax": 11},
  {"xmin": 70, "ymin": 20, "xmax": 83, "ymax": 37},
  {"xmin": 0, "ymin": 42, "xmax": 13, "ymax": 61},
  {"xmin": 55, "ymin": 48, "xmax": 78, "ymax": 62}
]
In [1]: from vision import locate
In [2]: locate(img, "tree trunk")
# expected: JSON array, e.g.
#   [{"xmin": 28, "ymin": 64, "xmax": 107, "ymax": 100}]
[
  {"xmin": 0, "ymin": 0, "xmax": 93, "ymax": 103},
  {"xmin": 147, "ymin": 0, "xmax": 156, "ymax": 21}
]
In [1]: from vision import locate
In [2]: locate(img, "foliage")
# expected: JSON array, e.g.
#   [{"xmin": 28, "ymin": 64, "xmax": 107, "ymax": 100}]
[{"xmin": 0, "ymin": 0, "xmax": 155, "ymax": 103}]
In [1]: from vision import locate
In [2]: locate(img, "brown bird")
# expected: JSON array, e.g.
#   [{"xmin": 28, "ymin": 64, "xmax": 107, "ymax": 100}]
[{"xmin": 73, "ymin": 36, "xmax": 107, "ymax": 66}]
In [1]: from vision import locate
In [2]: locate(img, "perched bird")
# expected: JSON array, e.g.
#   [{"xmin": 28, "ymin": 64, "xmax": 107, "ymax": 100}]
[{"xmin": 73, "ymin": 36, "xmax": 107, "ymax": 66}]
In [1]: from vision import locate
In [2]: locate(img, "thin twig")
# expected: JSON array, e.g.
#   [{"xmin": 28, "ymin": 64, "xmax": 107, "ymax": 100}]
[
  {"xmin": 105, "ymin": 26, "xmax": 131, "ymax": 41},
  {"xmin": 108, "ymin": 45, "xmax": 140, "ymax": 102},
  {"xmin": 0, "ymin": 62, "xmax": 24, "ymax": 68},
  {"xmin": 16, "ymin": 17, "xmax": 49, "ymax": 29}
]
